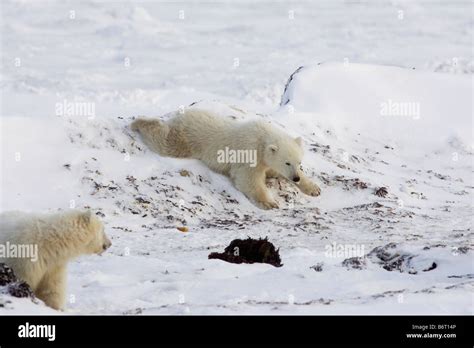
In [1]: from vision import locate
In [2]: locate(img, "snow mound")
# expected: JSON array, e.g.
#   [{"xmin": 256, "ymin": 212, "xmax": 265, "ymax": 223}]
[{"xmin": 279, "ymin": 62, "xmax": 472, "ymax": 156}]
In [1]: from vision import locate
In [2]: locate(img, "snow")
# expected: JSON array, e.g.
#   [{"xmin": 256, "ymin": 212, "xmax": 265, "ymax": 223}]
[
  {"xmin": 0, "ymin": 0, "xmax": 473, "ymax": 314},
  {"xmin": 279, "ymin": 63, "xmax": 472, "ymax": 156}
]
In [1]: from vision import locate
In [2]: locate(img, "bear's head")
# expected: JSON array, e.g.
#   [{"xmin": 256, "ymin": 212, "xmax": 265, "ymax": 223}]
[
  {"xmin": 264, "ymin": 136, "xmax": 304, "ymax": 183},
  {"xmin": 77, "ymin": 211, "xmax": 112, "ymax": 255}
]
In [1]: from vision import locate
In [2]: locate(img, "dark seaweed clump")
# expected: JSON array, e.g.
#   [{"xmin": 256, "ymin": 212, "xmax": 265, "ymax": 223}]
[
  {"xmin": 0, "ymin": 263, "xmax": 34, "ymax": 298},
  {"xmin": 209, "ymin": 237, "xmax": 282, "ymax": 267}
]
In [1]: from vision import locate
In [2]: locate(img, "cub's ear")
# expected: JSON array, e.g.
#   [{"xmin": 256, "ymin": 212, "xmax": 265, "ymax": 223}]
[
  {"xmin": 78, "ymin": 211, "xmax": 92, "ymax": 225},
  {"xmin": 267, "ymin": 144, "xmax": 278, "ymax": 153},
  {"xmin": 295, "ymin": 137, "xmax": 303, "ymax": 147}
]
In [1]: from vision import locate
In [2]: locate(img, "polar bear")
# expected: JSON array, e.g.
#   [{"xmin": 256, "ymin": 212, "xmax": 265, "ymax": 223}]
[
  {"xmin": 131, "ymin": 109, "xmax": 321, "ymax": 209},
  {"xmin": 0, "ymin": 210, "xmax": 111, "ymax": 310}
]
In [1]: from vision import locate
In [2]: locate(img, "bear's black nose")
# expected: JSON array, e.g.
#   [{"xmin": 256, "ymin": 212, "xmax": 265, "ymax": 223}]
[{"xmin": 293, "ymin": 176, "xmax": 300, "ymax": 183}]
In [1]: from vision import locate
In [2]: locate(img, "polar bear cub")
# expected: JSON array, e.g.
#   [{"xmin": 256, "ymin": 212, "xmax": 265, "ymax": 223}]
[
  {"xmin": 0, "ymin": 210, "xmax": 111, "ymax": 310},
  {"xmin": 131, "ymin": 109, "xmax": 321, "ymax": 209}
]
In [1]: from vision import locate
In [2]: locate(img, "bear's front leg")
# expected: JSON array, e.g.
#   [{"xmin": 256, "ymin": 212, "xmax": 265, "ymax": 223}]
[
  {"xmin": 265, "ymin": 168, "xmax": 281, "ymax": 179},
  {"xmin": 296, "ymin": 173, "xmax": 321, "ymax": 197},
  {"xmin": 231, "ymin": 166, "xmax": 279, "ymax": 209},
  {"xmin": 35, "ymin": 264, "xmax": 67, "ymax": 310}
]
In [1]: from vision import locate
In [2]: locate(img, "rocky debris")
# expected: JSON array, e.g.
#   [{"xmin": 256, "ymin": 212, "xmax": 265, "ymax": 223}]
[
  {"xmin": 126, "ymin": 175, "xmax": 139, "ymax": 191},
  {"xmin": 135, "ymin": 197, "xmax": 151, "ymax": 205},
  {"xmin": 427, "ymin": 170, "xmax": 450, "ymax": 181},
  {"xmin": 310, "ymin": 263, "xmax": 323, "ymax": 272},
  {"xmin": 309, "ymin": 143, "xmax": 331, "ymax": 155},
  {"xmin": 367, "ymin": 243, "xmax": 437, "ymax": 274},
  {"xmin": 447, "ymin": 274, "xmax": 474, "ymax": 279},
  {"xmin": 317, "ymin": 173, "xmax": 371, "ymax": 190},
  {"xmin": 368, "ymin": 243, "xmax": 415, "ymax": 273},
  {"xmin": 0, "ymin": 263, "xmax": 35, "ymax": 299},
  {"xmin": 123, "ymin": 307, "xmax": 144, "ymax": 315},
  {"xmin": 241, "ymin": 297, "xmax": 333, "ymax": 306},
  {"xmin": 66, "ymin": 117, "xmax": 143, "ymax": 154},
  {"xmin": 374, "ymin": 187, "xmax": 388, "ymax": 197},
  {"xmin": 220, "ymin": 191, "xmax": 239, "ymax": 204},
  {"xmin": 451, "ymin": 246, "xmax": 470, "ymax": 255},
  {"xmin": 6, "ymin": 281, "xmax": 33, "ymax": 298},
  {"xmin": 83, "ymin": 177, "xmax": 120, "ymax": 196},
  {"xmin": 338, "ymin": 202, "xmax": 416, "ymax": 222},
  {"xmin": 0, "ymin": 263, "xmax": 17, "ymax": 286},
  {"xmin": 422, "ymin": 244, "xmax": 446, "ymax": 250},
  {"xmin": 409, "ymin": 190, "xmax": 427, "ymax": 200},
  {"xmin": 201, "ymin": 218, "xmax": 249, "ymax": 230},
  {"xmin": 350, "ymin": 179, "xmax": 368, "ymax": 189},
  {"xmin": 208, "ymin": 237, "xmax": 282, "ymax": 267},
  {"xmin": 95, "ymin": 211, "xmax": 105, "ymax": 218},
  {"xmin": 371, "ymin": 289, "xmax": 405, "ymax": 299},
  {"xmin": 342, "ymin": 257, "xmax": 367, "ymax": 270}
]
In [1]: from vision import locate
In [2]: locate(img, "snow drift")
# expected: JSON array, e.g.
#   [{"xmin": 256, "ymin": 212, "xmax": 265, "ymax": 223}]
[{"xmin": 280, "ymin": 62, "xmax": 472, "ymax": 156}]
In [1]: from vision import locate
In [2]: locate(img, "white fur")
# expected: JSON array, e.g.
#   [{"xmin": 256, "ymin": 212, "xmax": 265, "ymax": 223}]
[
  {"xmin": 131, "ymin": 109, "xmax": 321, "ymax": 209},
  {"xmin": 0, "ymin": 210, "xmax": 111, "ymax": 310}
]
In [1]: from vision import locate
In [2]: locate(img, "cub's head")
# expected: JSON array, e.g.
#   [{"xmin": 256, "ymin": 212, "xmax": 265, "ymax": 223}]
[
  {"xmin": 77, "ymin": 211, "xmax": 112, "ymax": 255},
  {"xmin": 264, "ymin": 136, "xmax": 304, "ymax": 182}
]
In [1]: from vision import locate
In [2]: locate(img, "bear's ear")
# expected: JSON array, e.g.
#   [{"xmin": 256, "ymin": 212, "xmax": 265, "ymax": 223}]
[
  {"xmin": 267, "ymin": 144, "xmax": 278, "ymax": 153},
  {"xmin": 78, "ymin": 211, "xmax": 92, "ymax": 226},
  {"xmin": 295, "ymin": 137, "xmax": 303, "ymax": 147}
]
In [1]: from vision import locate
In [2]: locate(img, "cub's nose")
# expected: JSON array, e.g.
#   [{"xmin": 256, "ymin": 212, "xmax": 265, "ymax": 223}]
[{"xmin": 293, "ymin": 176, "xmax": 300, "ymax": 183}]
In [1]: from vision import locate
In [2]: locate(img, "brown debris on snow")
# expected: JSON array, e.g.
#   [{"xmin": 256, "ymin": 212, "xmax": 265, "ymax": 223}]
[
  {"xmin": 367, "ymin": 243, "xmax": 438, "ymax": 274},
  {"xmin": 316, "ymin": 173, "xmax": 371, "ymax": 191},
  {"xmin": 342, "ymin": 257, "xmax": 367, "ymax": 270},
  {"xmin": 374, "ymin": 187, "xmax": 388, "ymax": 197}
]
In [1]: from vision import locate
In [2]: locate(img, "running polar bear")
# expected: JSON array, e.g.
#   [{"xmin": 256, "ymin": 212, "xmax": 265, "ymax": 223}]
[
  {"xmin": 131, "ymin": 109, "xmax": 321, "ymax": 209},
  {"xmin": 0, "ymin": 210, "xmax": 111, "ymax": 310}
]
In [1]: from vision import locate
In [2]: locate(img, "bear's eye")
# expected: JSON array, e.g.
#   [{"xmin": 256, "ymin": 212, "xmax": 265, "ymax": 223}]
[{"xmin": 285, "ymin": 162, "xmax": 291, "ymax": 166}]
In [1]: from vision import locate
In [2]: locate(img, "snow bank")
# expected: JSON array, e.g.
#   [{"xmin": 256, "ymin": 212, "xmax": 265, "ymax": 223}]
[{"xmin": 279, "ymin": 63, "xmax": 472, "ymax": 156}]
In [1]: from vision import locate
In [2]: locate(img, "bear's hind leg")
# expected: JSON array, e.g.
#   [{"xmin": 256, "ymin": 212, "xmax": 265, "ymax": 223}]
[
  {"xmin": 35, "ymin": 264, "xmax": 67, "ymax": 310},
  {"xmin": 131, "ymin": 118, "xmax": 171, "ymax": 156}
]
